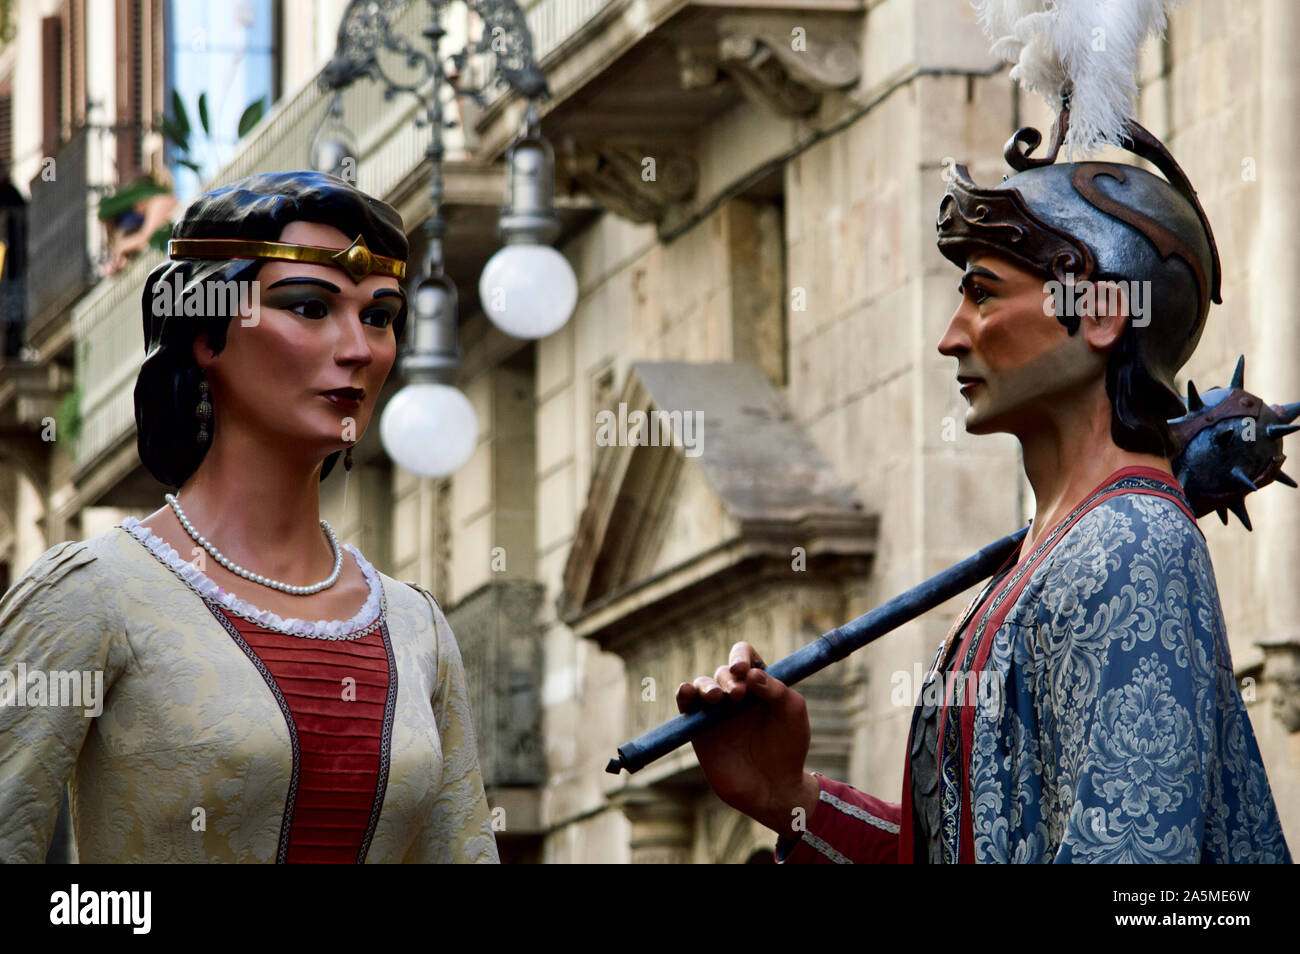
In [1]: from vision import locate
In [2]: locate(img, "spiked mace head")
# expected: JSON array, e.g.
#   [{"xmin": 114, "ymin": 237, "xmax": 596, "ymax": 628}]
[{"xmin": 1168, "ymin": 355, "xmax": 1300, "ymax": 530}]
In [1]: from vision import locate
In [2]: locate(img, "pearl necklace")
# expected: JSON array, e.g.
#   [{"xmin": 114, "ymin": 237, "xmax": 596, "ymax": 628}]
[{"xmin": 164, "ymin": 493, "xmax": 342, "ymax": 595}]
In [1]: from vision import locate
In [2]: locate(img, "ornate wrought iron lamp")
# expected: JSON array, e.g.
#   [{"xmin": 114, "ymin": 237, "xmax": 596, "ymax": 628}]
[{"xmin": 314, "ymin": 0, "xmax": 575, "ymax": 477}]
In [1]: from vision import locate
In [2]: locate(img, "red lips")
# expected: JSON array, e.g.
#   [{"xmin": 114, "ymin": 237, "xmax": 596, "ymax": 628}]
[{"xmin": 321, "ymin": 388, "xmax": 364, "ymax": 409}]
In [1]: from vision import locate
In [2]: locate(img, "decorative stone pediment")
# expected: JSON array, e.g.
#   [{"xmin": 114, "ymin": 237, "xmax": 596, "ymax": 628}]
[
  {"xmin": 568, "ymin": 361, "xmax": 876, "ymax": 801},
  {"xmin": 560, "ymin": 361, "xmax": 876, "ymax": 649}
]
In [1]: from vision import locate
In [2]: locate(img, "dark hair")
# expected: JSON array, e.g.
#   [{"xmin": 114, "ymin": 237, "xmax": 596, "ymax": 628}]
[
  {"xmin": 1104, "ymin": 324, "xmax": 1182, "ymax": 457},
  {"xmin": 134, "ymin": 171, "xmax": 408, "ymax": 488},
  {"xmin": 1048, "ymin": 276, "xmax": 1187, "ymax": 459}
]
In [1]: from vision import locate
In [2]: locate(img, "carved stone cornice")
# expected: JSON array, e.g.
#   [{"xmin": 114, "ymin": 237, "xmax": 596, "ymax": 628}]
[
  {"xmin": 533, "ymin": 7, "xmax": 864, "ymax": 223},
  {"xmin": 1256, "ymin": 637, "xmax": 1300, "ymax": 733},
  {"xmin": 606, "ymin": 787, "xmax": 695, "ymax": 864},
  {"xmin": 557, "ymin": 137, "xmax": 699, "ymax": 224},
  {"xmin": 676, "ymin": 43, "xmax": 720, "ymax": 91},
  {"xmin": 0, "ymin": 360, "xmax": 73, "ymax": 432},
  {"xmin": 713, "ymin": 12, "xmax": 862, "ymax": 117},
  {"xmin": 569, "ymin": 519, "xmax": 875, "ymax": 653}
]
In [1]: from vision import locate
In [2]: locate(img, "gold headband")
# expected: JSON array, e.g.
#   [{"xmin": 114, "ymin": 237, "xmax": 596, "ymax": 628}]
[{"xmin": 168, "ymin": 233, "xmax": 406, "ymax": 283}]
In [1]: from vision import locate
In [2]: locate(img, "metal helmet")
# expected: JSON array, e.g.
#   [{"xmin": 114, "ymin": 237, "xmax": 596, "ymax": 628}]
[{"xmin": 935, "ymin": 108, "xmax": 1222, "ymax": 420}]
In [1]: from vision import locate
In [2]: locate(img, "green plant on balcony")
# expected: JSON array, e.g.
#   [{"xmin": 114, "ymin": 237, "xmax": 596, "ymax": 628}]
[
  {"xmin": 161, "ymin": 89, "xmax": 266, "ymax": 180},
  {"xmin": 0, "ymin": 0, "xmax": 16, "ymax": 49},
  {"xmin": 54, "ymin": 384, "xmax": 83, "ymax": 447}
]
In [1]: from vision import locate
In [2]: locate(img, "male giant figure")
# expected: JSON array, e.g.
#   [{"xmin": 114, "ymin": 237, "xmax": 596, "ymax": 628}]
[{"xmin": 677, "ymin": 113, "xmax": 1292, "ymax": 863}]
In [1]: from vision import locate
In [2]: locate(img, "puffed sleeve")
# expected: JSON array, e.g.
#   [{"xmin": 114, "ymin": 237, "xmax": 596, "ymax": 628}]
[
  {"xmin": 1026, "ymin": 493, "xmax": 1290, "ymax": 863},
  {"xmin": 403, "ymin": 583, "xmax": 499, "ymax": 863},
  {"xmin": 0, "ymin": 540, "xmax": 129, "ymax": 863},
  {"xmin": 774, "ymin": 774, "xmax": 901, "ymax": 863}
]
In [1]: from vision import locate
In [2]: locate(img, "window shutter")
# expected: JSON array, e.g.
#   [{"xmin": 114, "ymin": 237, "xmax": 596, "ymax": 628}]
[
  {"xmin": 114, "ymin": 0, "xmax": 143, "ymax": 179},
  {"xmin": 41, "ymin": 16, "xmax": 63, "ymax": 157}
]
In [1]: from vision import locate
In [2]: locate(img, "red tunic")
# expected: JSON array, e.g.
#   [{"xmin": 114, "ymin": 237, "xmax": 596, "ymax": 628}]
[{"xmin": 209, "ymin": 606, "xmax": 395, "ymax": 863}]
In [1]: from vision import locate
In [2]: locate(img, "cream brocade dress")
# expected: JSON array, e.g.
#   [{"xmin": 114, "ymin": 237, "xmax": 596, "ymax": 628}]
[{"xmin": 0, "ymin": 518, "xmax": 500, "ymax": 863}]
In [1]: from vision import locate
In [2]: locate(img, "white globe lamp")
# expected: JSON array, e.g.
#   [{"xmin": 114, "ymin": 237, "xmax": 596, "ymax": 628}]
[
  {"xmin": 379, "ymin": 382, "xmax": 477, "ymax": 477},
  {"xmin": 479, "ymin": 243, "xmax": 577, "ymax": 339},
  {"xmin": 379, "ymin": 275, "xmax": 478, "ymax": 477},
  {"xmin": 481, "ymin": 104, "xmax": 576, "ymax": 339}
]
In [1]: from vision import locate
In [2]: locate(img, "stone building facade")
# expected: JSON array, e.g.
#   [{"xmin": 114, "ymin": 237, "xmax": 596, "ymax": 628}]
[{"xmin": 1, "ymin": 0, "xmax": 1297, "ymax": 862}]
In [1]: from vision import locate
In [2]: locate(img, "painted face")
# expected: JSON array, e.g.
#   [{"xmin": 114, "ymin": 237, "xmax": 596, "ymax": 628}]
[
  {"xmin": 936, "ymin": 252, "xmax": 1104, "ymax": 435},
  {"xmin": 196, "ymin": 221, "xmax": 402, "ymax": 462}
]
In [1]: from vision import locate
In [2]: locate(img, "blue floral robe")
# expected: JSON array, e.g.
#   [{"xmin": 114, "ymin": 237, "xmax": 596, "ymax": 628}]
[{"xmin": 777, "ymin": 466, "xmax": 1292, "ymax": 863}]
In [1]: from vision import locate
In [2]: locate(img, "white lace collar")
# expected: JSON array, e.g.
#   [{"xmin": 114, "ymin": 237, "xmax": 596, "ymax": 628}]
[{"xmin": 118, "ymin": 515, "xmax": 384, "ymax": 638}]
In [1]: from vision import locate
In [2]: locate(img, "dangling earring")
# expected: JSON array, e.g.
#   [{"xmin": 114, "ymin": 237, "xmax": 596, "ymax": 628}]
[
  {"xmin": 195, "ymin": 376, "xmax": 212, "ymax": 445},
  {"xmin": 341, "ymin": 444, "xmax": 354, "ymax": 511}
]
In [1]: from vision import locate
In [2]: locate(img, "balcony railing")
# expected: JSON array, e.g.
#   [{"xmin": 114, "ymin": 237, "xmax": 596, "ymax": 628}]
[
  {"xmin": 524, "ymin": 0, "xmax": 610, "ymax": 64},
  {"xmin": 444, "ymin": 579, "xmax": 545, "ymax": 788},
  {"xmin": 473, "ymin": 0, "xmax": 612, "ymax": 108},
  {"xmin": 27, "ymin": 128, "xmax": 95, "ymax": 342},
  {"xmin": 70, "ymin": 249, "xmax": 164, "ymax": 473}
]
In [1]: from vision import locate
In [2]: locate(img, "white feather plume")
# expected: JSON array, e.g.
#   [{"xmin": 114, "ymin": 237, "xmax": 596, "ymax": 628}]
[{"xmin": 972, "ymin": 0, "xmax": 1182, "ymax": 155}]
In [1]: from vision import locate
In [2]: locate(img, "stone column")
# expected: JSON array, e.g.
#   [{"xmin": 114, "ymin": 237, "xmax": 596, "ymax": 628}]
[
  {"xmin": 608, "ymin": 788, "xmax": 695, "ymax": 864},
  {"xmin": 1256, "ymin": 0, "xmax": 1300, "ymax": 649}
]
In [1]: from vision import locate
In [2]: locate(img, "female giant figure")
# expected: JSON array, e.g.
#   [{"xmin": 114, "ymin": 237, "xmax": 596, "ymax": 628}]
[{"xmin": 0, "ymin": 171, "xmax": 499, "ymax": 863}]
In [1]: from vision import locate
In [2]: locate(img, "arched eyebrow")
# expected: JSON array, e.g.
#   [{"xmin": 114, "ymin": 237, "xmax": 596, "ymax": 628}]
[
  {"xmin": 961, "ymin": 265, "xmax": 1002, "ymax": 287},
  {"xmin": 266, "ymin": 277, "xmax": 342, "ymax": 293},
  {"xmin": 264, "ymin": 277, "xmax": 404, "ymax": 302}
]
